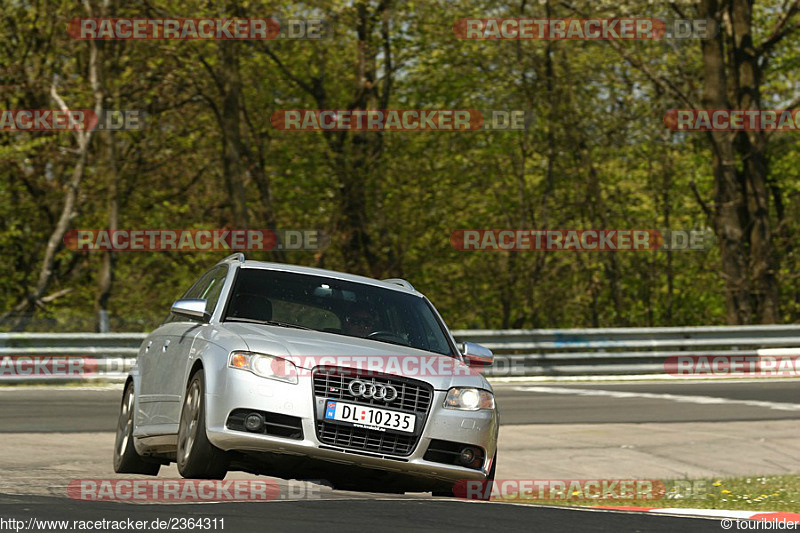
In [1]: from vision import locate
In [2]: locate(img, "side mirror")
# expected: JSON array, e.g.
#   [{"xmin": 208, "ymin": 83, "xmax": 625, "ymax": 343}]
[
  {"xmin": 461, "ymin": 341, "xmax": 494, "ymax": 367},
  {"xmin": 171, "ymin": 299, "xmax": 210, "ymax": 322}
]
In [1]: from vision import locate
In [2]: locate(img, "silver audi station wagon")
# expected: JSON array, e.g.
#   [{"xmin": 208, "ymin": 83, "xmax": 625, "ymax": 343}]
[{"xmin": 114, "ymin": 253, "xmax": 498, "ymax": 496}]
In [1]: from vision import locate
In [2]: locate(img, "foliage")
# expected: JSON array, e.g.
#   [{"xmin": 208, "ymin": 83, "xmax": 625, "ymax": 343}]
[{"xmin": 0, "ymin": 0, "xmax": 798, "ymax": 331}]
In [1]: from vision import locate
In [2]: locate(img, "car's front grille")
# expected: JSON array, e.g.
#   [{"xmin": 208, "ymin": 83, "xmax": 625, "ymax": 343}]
[
  {"xmin": 316, "ymin": 421, "xmax": 417, "ymax": 456},
  {"xmin": 313, "ymin": 367, "xmax": 433, "ymax": 414},
  {"xmin": 313, "ymin": 367, "xmax": 434, "ymax": 456}
]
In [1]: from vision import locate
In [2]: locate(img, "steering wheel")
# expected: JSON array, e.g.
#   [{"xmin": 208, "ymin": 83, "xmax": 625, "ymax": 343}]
[{"xmin": 366, "ymin": 331, "xmax": 409, "ymax": 345}]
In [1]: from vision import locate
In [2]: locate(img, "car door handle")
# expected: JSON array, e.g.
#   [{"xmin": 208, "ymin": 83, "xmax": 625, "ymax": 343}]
[{"xmin": 162, "ymin": 340, "xmax": 171, "ymax": 352}]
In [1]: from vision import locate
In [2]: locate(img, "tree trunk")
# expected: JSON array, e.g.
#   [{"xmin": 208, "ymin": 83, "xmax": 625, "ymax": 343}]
[
  {"xmin": 1, "ymin": 34, "xmax": 103, "ymax": 331},
  {"xmin": 219, "ymin": 40, "xmax": 249, "ymax": 229},
  {"xmin": 730, "ymin": 0, "xmax": 779, "ymax": 322},
  {"xmin": 95, "ymin": 126, "xmax": 119, "ymax": 332},
  {"xmin": 699, "ymin": 0, "xmax": 779, "ymax": 323}
]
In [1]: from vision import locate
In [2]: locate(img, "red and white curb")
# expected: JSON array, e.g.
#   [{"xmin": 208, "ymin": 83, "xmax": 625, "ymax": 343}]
[{"xmin": 597, "ymin": 507, "xmax": 800, "ymax": 522}]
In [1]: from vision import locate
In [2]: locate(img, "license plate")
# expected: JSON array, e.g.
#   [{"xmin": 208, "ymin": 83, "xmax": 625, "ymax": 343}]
[{"xmin": 324, "ymin": 401, "xmax": 415, "ymax": 433}]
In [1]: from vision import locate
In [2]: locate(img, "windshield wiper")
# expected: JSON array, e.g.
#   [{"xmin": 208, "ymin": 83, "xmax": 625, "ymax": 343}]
[
  {"xmin": 225, "ymin": 317, "xmax": 313, "ymax": 330},
  {"xmin": 366, "ymin": 337, "xmax": 412, "ymax": 348}
]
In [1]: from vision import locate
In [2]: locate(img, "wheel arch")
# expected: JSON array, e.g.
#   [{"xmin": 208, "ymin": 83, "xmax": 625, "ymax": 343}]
[
  {"xmin": 181, "ymin": 338, "xmax": 231, "ymax": 398},
  {"xmin": 188, "ymin": 358, "xmax": 204, "ymax": 382},
  {"xmin": 123, "ymin": 371, "xmax": 141, "ymax": 426}
]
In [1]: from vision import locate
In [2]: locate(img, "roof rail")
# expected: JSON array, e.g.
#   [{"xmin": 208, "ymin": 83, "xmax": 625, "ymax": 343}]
[
  {"xmin": 219, "ymin": 253, "xmax": 246, "ymax": 264},
  {"xmin": 382, "ymin": 278, "xmax": 415, "ymax": 291}
]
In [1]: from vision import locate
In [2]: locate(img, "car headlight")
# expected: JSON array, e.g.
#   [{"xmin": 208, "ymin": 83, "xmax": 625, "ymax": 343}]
[
  {"xmin": 444, "ymin": 387, "xmax": 494, "ymax": 410},
  {"xmin": 228, "ymin": 351, "xmax": 298, "ymax": 385}
]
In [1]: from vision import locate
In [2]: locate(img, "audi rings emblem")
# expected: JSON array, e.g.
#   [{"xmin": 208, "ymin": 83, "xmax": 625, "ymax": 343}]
[{"xmin": 348, "ymin": 379, "xmax": 398, "ymax": 402}]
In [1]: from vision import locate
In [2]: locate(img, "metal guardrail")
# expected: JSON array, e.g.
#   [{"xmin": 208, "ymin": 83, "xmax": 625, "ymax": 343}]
[
  {"xmin": 451, "ymin": 325, "xmax": 800, "ymax": 377},
  {"xmin": 2, "ymin": 325, "xmax": 800, "ymax": 382},
  {"xmin": 0, "ymin": 333, "xmax": 144, "ymax": 383}
]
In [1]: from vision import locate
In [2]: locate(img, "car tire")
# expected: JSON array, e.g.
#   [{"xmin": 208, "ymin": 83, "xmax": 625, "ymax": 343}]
[
  {"xmin": 113, "ymin": 381, "xmax": 161, "ymax": 475},
  {"xmin": 432, "ymin": 452, "xmax": 496, "ymax": 500},
  {"xmin": 177, "ymin": 369, "xmax": 229, "ymax": 479}
]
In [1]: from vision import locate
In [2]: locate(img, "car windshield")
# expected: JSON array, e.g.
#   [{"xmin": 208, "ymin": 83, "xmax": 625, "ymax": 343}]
[{"xmin": 222, "ymin": 268, "xmax": 455, "ymax": 356}]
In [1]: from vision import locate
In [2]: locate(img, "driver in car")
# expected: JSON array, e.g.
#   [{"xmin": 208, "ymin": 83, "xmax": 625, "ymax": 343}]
[{"xmin": 343, "ymin": 308, "xmax": 375, "ymax": 338}]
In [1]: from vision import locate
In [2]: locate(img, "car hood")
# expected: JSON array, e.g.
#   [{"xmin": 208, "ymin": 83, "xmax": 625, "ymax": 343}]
[{"xmin": 223, "ymin": 322, "xmax": 490, "ymax": 390}]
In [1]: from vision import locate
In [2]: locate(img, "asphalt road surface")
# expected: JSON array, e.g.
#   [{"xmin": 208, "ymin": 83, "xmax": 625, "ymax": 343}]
[
  {"xmin": 0, "ymin": 493, "xmax": 724, "ymax": 532},
  {"xmin": 0, "ymin": 380, "xmax": 796, "ymax": 432},
  {"xmin": 497, "ymin": 379, "xmax": 800, "ymax": 424},
  {"xmin": 0, "ymin": 379, "xmax": 796, "ymax": 532}
]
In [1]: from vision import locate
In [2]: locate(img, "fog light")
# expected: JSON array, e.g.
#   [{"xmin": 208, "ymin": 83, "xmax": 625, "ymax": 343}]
[
  {"xmin": 244, "ymin": 413, "xmax": 264, "ymax": 432},
  {"xmin": 459, "ymin": 447, "xmax": 477, "ymax": 466}
]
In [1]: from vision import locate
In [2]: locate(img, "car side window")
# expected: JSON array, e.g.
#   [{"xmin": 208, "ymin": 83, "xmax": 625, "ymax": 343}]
[
  {"xmin": 163, "ymin": 267, "xmax": 220, "ymax": 324},
  {"xmin": 183, "ymin": 269, "xmax": 216, "ymax": 299},
  {"xmin": 199, "ymin": 266, "xmax": 228, "ymax": 315}
]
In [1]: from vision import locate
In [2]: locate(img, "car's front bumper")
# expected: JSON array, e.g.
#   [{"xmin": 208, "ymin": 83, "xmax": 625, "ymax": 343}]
[{"xmin": 205, "ymin": 368, "xmax": 498, "ymax": 487}]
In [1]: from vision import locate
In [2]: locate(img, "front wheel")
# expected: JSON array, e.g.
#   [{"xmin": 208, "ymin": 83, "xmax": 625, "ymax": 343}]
[
  {"xmin": 113, "ymin": 381, "xmax": 160, "ymax": 475},
  {"xmin": 176, "ymin": 369, "xmax": 229, "ymax": 479}
]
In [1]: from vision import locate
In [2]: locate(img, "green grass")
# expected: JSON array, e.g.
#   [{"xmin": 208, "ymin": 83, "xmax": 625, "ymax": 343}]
[{"xmin": 494, "ymin": 475, "xmax": 800, "ymax": 512}]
